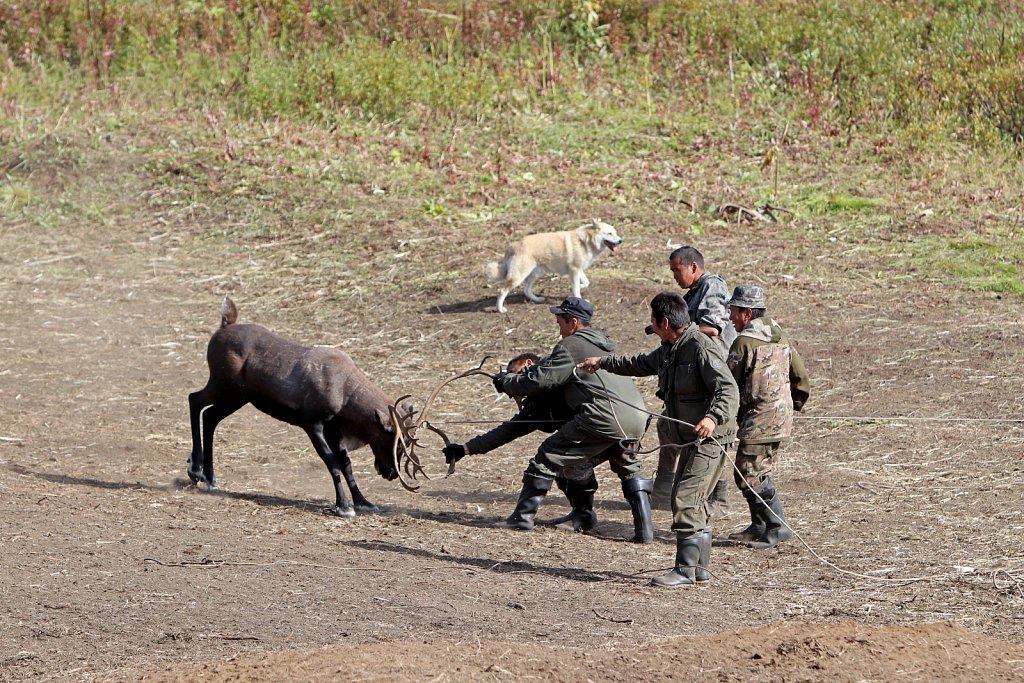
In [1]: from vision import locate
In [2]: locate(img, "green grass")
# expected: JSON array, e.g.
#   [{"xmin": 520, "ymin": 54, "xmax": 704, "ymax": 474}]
[
  {"xmin": 798, "ymin": 191, "xmax": 885, "ymax": 216},
  {"xmin": 920, "ymin": 236, "xmax": 1024, "ymax": 294},
  {"xmin": 3, "ymin": 1, "xmax": 1024, "ymax": 298}
]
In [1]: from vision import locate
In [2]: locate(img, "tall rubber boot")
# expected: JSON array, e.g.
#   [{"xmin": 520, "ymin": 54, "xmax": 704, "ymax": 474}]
[
  {"xmin": 747, "ymin": 478, "xmax": 794, "ymax": 550},
  {"xmin": 549, "ymin": 474, "xmax": 598, "ymax": 532},
  {"xmin": 651, "ymin": 533, "xmax": 702, "ymax": 587},
  {"xmin": 499, "ymin": 472, "xmax": 554, "ymax": 531},
  {"xmin": 728, "ymin": 487, "xmax": 766, "ymax": 543},
  {"xmin": 652, "ymin": 420, "xmax": 679, "ymax": 510},
  {"xmin": 622, "ymin": 478, "xmax": 654, "ymax": 544},
  {"xmin": 707, "ymin": 477, "xmax": 730, "ymax": 518},
  {"xmin": 695, "ymin": 527, "xmax": 712, "ymax": 584}
]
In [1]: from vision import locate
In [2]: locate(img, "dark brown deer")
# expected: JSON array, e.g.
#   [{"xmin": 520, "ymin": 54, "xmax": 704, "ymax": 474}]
[{"xmin": 186, "ymin": 296, "xmax": 419, "ymax": 517}]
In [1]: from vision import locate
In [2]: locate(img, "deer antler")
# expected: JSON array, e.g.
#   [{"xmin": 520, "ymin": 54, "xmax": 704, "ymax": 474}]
[
  {"xmin": 422, "ymin": 421, "xmax": 460, "ymax": 478},
  {"xmin": 390, "ymin": 357, "xmax": 498, "ymax": 488},
  {"xmin": 390, "ymin": 398, "xmax": 425, "ymax": 493},
  {"xmin": 418, "ymin": 356, "xmax": 495, "ymax": 427}
]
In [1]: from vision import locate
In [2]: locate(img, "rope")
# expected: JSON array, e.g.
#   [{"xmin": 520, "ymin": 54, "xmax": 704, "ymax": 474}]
[
  {"xmin": 432, "ymin": 415, "xmax": 1024, "ymax": 426},
  {"xmin": 424, "ymin": 363, "xmax": 1002, "ymax": 584},
  {"xmin": 569, "ymin": 368, "xmax": 951, "ymax": 585},
  {"xmin": 795, "ymin": 415, "xmax": 1024, "ymax": 424}
]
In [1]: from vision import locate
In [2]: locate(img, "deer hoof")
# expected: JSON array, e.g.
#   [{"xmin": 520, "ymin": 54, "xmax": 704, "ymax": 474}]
[
  {"xmin": 354, "ymin": 502, "xmax": 381, "ymax": 514},
  {"xmin": 186, "ymin": 466, "xmax": 205, "ymax": 486},
  {"xmin": 334, "ymin": 506, "xmax": 356, "ymax": 519}
]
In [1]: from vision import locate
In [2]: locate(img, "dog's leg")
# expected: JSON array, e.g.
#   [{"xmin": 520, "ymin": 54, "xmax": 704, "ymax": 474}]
[
  {"xmin": 579, "ymin": 271, "xmax": 590, "ymax": 290},
  {"xmin": 496, "ymin": 289, "xmax": 510, "ymax": 313},
  {"xmin": 570, "ymin": 269, "xmax": 583, "ymax": 298},
  {"xmin": 523, "ymin": 268, "xmax": 545, "ymax": 303}
]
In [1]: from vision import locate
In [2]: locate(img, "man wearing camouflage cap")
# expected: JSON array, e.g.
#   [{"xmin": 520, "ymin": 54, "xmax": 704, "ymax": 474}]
[{"xmin": 725, "ymin": 285, "xmax": 811, "ymax": 549}]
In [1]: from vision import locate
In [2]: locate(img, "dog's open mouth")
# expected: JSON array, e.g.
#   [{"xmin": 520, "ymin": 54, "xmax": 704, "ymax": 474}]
[{"xmin": 605, "ymin": 240, "xmax": 621, "ymax": 253}]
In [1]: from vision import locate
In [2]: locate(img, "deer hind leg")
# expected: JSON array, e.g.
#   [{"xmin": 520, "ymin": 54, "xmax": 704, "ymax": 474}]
[
  {"xmin": 187, "ymin": 389, "xmax": 212, "ymax": 484},
  {"xmin": 192, "ymin": 397, "xmax": 246, "ymax": 489},
  {"xmin": 306, "ymin": 423, "xmax": 357, "ymax": 517}
]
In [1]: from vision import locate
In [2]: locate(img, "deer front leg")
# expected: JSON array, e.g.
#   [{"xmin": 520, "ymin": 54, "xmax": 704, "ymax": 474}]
[
  {"xmin": 339, "ymin": 452, "xmax": 380, "ymax": 514},
  {"xmin": 324, "ymin": 424, "xmax": 379, "ymax": 513},
  {"xmin": 305, "ymin": 423, "xmax": 355, "ymax": 517}
]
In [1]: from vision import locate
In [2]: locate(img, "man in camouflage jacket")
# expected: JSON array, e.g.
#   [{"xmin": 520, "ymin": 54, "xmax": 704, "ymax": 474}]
[
  {"xmin": 492, "ymin": 297, "xmax": 654, "ymax": 543},
  {"xmin": 725, "ymin": 285, "xmax": 811, "ymax": 549},
  {"xmin": 659, "ymin": 245, "xmax": 737, "ymax": 516},
  {"xmin": 578, "ymin": 292, "xmax": 739, "ymax": 587}
]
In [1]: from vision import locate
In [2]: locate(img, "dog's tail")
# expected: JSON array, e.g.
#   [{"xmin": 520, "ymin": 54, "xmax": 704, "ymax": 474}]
[{"xmin": 483, "ymin": 261, "xmax": 505, "ymax": 282}]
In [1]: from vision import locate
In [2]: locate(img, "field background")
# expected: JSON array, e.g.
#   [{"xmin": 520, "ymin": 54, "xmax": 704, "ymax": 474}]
[{"xmin": 2, "ymin": 2, "xmax": 1024, "ymax": 681}]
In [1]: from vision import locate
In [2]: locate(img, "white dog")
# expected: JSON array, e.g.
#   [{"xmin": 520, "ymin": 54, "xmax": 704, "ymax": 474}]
[{"xmin": 483, "ymin": 219, "xmax": 623, "ymax": 313}]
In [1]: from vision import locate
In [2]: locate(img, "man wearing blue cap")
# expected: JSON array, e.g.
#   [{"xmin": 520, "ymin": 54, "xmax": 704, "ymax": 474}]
[{"xmin": 491, "ymin": 297, "xmax": 655, "ymax": 543}]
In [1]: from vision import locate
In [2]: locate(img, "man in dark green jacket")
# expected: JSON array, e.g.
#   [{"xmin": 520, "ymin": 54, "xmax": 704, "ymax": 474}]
[
  {"xmin": 725, "ymin": 285, "xmax": 811, "ymax": 549},
  {"xmin": 492, "ymin": 297, "xmax": 654, "ymax": 543},
  {"xmin": 442, "ymin": 353, "xmax": 599, "ymax": 532},
  {"xmin": 665, "ymin": 246, "xmax": 737, "ymax": 516},
  {"xmin": 578, "ymin": 291, "xmax": 739, "ymax": 586}
]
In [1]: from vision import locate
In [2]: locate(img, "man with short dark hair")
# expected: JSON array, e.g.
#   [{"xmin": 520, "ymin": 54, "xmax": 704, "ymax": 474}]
[
  {"xmin": 578, "ymin": 292, "xmax": 739, "ymax": 586},
  {"xmin": 725, "ymin": 285, "xmax": 810, "ymax": 549},
  {"xmin": 492, "ymin": 297, "xmax": 654, "ymax": 543},
  {"xmin": 658, "ymin": 246, "xmax": 736, "ymax": 515}
]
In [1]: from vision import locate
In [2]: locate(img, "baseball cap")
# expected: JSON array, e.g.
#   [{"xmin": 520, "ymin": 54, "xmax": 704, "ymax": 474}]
[{"xmin": 549, "ymin": 296, "xmax": 594, "ymax": 323}]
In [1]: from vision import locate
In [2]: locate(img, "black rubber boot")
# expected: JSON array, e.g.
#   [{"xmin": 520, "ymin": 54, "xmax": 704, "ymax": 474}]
[
  {"xmin": 728, "ymin": 487, "xmax": 766, "ymax": 543},
  {"xmin": 549, "ymin": 474, "xmax": 598, "ymax": 532},
  {"xmin": 747, "ymin": 479, "xmax": 793, "ymax": 550},
  {"xmin": 499, "ymin": 472, "xmax": 554, "ymax": 531},
  {"xmin": 651, "ymin": 533, "xmax": 702, "ymax": 587},
  {"xmin": 708, "ymin": 477, "xmax": 730, "ymax": 518},
  {"xmin": 695, "ymin": 527, "xmax": 712, "ymax": 584},
  {"xmin": 622, "ymin": 477, "xmax": 654, "ymax": 544}
]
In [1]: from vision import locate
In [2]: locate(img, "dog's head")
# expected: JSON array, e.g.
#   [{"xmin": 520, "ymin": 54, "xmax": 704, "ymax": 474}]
[{"xmin": 586, "ymin": 218, "xmax": 622, "ymax": 254}]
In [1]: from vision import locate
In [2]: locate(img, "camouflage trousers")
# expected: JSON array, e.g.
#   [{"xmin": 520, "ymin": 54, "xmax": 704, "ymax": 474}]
[
  {"xmin": 732, "ymin": 441, "xmax": 781, "ymax": 492},
  {"xmin": 670, "ymin": 438, "xmax": 729, "ymax": 536},
  {"xmin": 527, "ymin": 418, "xmax": 643, "ymax": 483}
]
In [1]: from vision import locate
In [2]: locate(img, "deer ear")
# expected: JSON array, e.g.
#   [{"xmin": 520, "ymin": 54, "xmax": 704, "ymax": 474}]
[{"xmin": 376, "ymin": 408, "xmax": 394, "ymax": 431}]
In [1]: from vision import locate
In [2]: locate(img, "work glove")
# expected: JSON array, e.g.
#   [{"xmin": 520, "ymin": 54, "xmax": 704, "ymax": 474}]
[
  {"xmin": 491, "ymin": 371, "xmax": 509, "ymax": 395},
  {"xmin": 443, "ymin": 443, "xmax": 467, "ymax": 465}
]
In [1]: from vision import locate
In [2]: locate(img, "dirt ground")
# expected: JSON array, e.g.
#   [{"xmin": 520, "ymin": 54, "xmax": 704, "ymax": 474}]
[{"xmin": 2, "ymin": 130, "xmax": 1024, "ymax": 682}]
